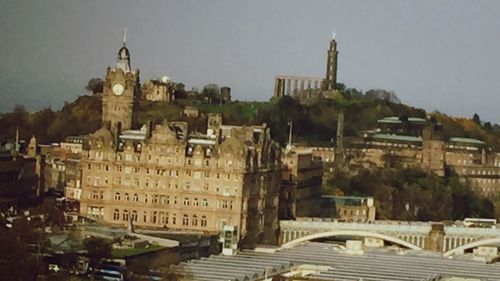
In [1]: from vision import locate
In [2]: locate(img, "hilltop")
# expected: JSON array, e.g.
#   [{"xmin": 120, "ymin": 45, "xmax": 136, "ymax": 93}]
[{"xmin": 1, "ymin": 87, "xmax": 500, "ymax": 151}]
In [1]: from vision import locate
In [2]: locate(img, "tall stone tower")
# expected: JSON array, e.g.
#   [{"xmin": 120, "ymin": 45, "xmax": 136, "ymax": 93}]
[
  {"xmin": 102, "ymin": 30, "xmax": 140, "ymax": 135},
  {"xmin": 323, "ymin": 32, "xmax": 338, "ymax": 91}
]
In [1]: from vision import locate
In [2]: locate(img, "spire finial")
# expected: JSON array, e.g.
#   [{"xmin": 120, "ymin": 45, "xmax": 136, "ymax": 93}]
[
  {"xmin": 122, "ymin": 27, "xmax": 127, "ymax": 46},
  {"xmin": 332, "ymin": 29, "xmax": 336, "ymax": 40}
]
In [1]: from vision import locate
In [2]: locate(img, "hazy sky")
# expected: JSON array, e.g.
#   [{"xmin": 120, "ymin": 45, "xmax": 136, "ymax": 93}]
[{"xmin": 1, "ymin": 0, "xmax": 499, "ymax": 123}]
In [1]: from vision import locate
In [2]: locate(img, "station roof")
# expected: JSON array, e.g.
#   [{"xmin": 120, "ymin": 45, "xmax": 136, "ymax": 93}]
[{"xmin": 173, "ymin": 242, "xmax": 500, "ymax": 281}]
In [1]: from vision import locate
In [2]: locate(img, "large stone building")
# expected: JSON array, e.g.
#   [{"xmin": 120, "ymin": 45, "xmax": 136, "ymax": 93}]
[
  {"xmin": 36, "ymin": 136, "xmax": 84, "ymax": 198},
  {"xmin": 280, "ymin": 147, "xmax": 323, "ymax": 219},
  {"xmin": 79, "ymin": 41, "xmax": 283, "ymax": 247},
  {"xmin": 142, "ymin": 77, "xmax": 174, "ymax": 103},
  {"xmin": 344, "ymin": 116, "xmax": 500, "ymax": 197}
]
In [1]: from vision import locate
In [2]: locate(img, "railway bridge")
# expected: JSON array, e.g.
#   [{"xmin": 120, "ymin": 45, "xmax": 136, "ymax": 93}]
[{"xmin": 279, "ymin": 218, "xmax": 500, "ymax": 257}]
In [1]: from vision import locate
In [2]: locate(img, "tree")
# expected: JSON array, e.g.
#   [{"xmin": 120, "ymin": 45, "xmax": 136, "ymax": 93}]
[
  {"xmin": 200, "ymin": 84, "xmax": 220, "ymax": 104},
  {"xmin": 85, "ymin": 78, "xmax": 104, "ymax": 94},
  {"xmin": 472, "ymin": 113, "xmax": 481, "ymax": 125},
  {"xmin": 84, "ymin": 237, "xmax": 111, "ymax": 265},
  {"xmin": 172, "ymin": 83, "xmax": 187, "ymax": 99},
  {"xmin": 365, "ymin": 89, "xmax": 401, "ymax": 103}
]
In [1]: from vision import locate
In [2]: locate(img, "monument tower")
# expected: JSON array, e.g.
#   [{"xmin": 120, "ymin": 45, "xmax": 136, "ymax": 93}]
[{"xmin": 323, "ymin": 31, "xmax": 338, "ymax": 91}]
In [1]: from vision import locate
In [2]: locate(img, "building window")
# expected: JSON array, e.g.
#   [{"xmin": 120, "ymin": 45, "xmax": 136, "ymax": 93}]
[
  {"xmin": 192, "ymin": 215, "xmax": 198, "ymax": 226},
  {"xmin": 124, "ymin": 193, "xmax": 129, "ymax": 202},
  {"xmin": 122, "ymin": 210, "xmax": 129, "ymax": 221},
  {"xmin": 166, "ymin": 196, "xmax": 170, "ymax": 205},
  {"xmin": 172, "ymin": 214, "xmax": 176, "ymax": 225},
  {"xmin": 221, "ymin": 200, "xmax": 228, "ymax": 209},
  {"xmin": 143, "ymin": 211, "xmax": 147, "ymax": 222},
  {"xmin": 133, "ymin": 193, "xmax": 138, "ymax": 202},
  {"xmin": 151, "ymin": 211, "xmax": 157, "ymax": 224},
  {"xmin": 144, "ymin": 194, "xmax": 148, "ymax": 203},
  {"xmin": 183, "ymin": 197, "xmax": 190, "ymax": 206},
  {"xmin": 202, "ymin": 199, "xmax": 208, "ymax": 207},
  {"xmin": 193, "ymin": 198, "xmax": 199, "ymax": 207},
  {"xmin": 114, "ymin": 192, "xmax": 121, "ymax": 201},
  {"xmin": 153, "ymin": 195, "xmax": 159, "ymax": 204},
  {"xmin": 113, "ymin": 209, "xmax": 120, "ymax": 220},
  {"xmin": 131, "ymin": 211, "xmax": 138, "ymax": 222},
  {"xmin": 182, "ymin": 215, "xmax": 189, "ymax": 226},
  {"xmin": 159, "ymin": 212, "xmax": 166, "ymax": 225},
  {"xmin": 201, "ymin": 216, "xmax": 207, "ymax": 227}
]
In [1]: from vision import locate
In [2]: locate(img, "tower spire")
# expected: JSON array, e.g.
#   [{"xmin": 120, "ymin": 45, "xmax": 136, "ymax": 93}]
[{"xmin": 122, "ymin": 27, "xmax": 127, "ymax": 46}]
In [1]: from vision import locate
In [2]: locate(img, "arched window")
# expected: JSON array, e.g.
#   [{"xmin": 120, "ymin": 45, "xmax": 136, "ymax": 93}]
[
  {"xmin": 201, "ymin": 199, "xmax": 208, "ymax": 207},
  {"xmin": 193, "ymin": 198, "xmax": 199, "ymax": 207},
  {"xmin": 201, "ymin": 216, "xmax": 207, "ymax": 227},
  {"xmin": 124, "ymin": 193, "xmax": 129, "ymax": 201},
  {"xmin": 182, "ymin": 214, "xmax": 189, "ymax": 226},
  {"xmin": 113, "ymin": 209, "xmax": 120, "ymax": 220},
  {"xmin": 131, "ymin": 210, "xmax": 138, "ymax": 222},
  {"xmin": 192, "ymin": 215, "xmax": 198, "ymax": 226},
  {"xmin": 183, "ymin": 197, "xmax": 190, "ymax": 206},
  {"xmin": 114, "ymin": 192, "xmax": 121, "ymax": 201},
  {"xmin": 172, "ymin": 213, "xmax": 176, "ymax": 225},
  {"xmin": 151, "ymin": 211, "xmax": 158, "ymax": 224},
  {"xmin": 133, "ymin": 193, "xmax": 138, "ymax": 202},
  {"xmin": 143, "ymin": 211, "xmax": 147, "ymax": 222},
  {"xmin": 122, "ymin": 210, "xmax": 129, "ymax": 221},
  {"xmin": 159, "ymin": 212, "xmax": 166, "ymax": 225}
]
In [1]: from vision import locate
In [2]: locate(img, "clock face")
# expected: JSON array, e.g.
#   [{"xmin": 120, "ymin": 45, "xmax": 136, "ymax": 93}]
[{"xmin": 112, "ymin": 83, "xmax": 124, "ymax": 96}]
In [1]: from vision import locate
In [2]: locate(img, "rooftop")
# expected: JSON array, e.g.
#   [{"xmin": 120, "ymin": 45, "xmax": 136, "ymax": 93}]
[
  {"xmin": 173, "ymin": 242, "xmax": 500, "ymax": 281},
  {"xmin": 377, "ymin": 116, "xmax": 427, "ymax": 124},
  {"xmin": 372, "ymin": 133, "xmax": 422, "ymax": 143},
  {"xmin": 449, "ymin": 137, "xmax": 486, "ymax": 145}
]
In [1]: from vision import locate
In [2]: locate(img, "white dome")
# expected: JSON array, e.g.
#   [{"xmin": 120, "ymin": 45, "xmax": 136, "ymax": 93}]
[{"xmin": 161, "ymin": 76, "xmax": 170, "ymax": 83}]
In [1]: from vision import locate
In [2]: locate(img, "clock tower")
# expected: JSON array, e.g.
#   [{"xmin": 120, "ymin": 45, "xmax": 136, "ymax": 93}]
[{"xmin": 102, "ymin": 30, "xmax": 139, "ymax": 135}]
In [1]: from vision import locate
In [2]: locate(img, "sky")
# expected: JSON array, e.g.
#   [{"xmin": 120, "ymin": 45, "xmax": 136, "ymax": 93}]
[{"xmin": 1, "ymin": 0, "xmax": 499, "ymax": 123}]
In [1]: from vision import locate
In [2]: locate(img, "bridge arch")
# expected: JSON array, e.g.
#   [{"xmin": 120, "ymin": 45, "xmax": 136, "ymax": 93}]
[
  {"xmin": 280, "ymin": 230, "xmax": 422, "ymax": 250},
  {"xmin": 443, "ymin": 237, "xmax": 500, "ymax": 258}
]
